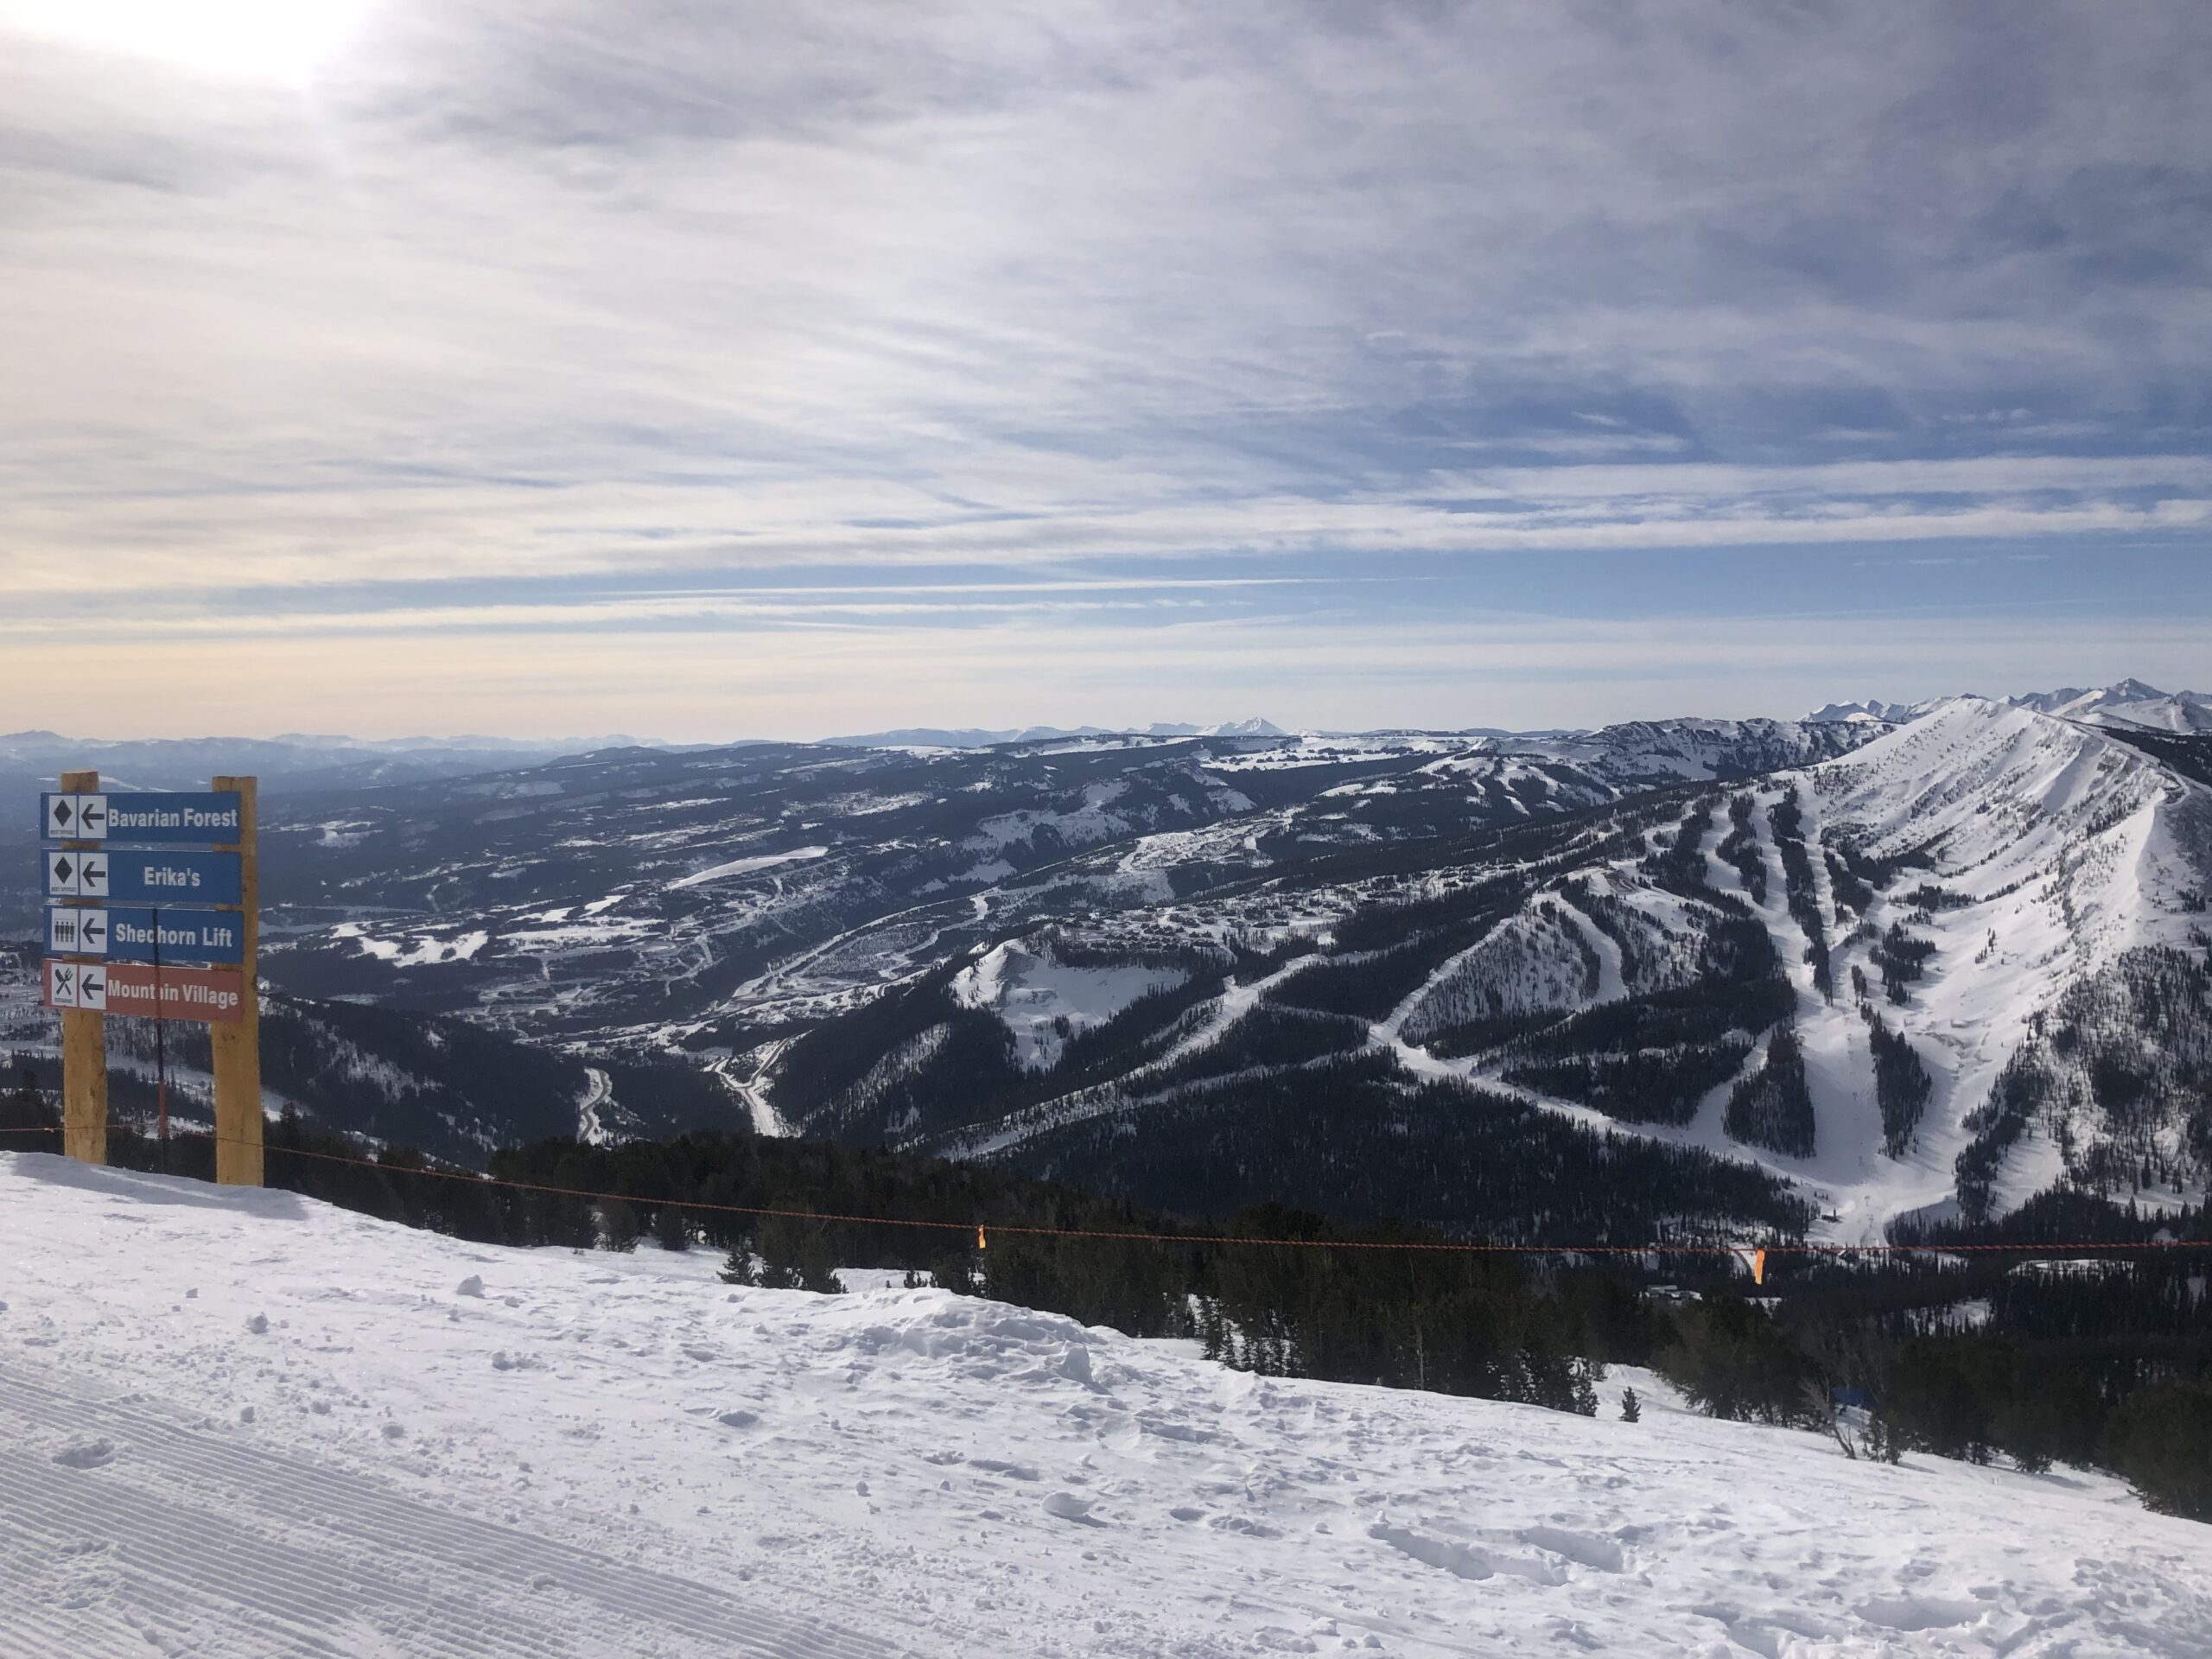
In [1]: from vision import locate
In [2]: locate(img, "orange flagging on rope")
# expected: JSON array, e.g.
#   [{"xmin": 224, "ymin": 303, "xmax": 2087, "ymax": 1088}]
[
  {"xmin": 1751, "ymin": 1248, "xmax": 1768, "ymax": 1285},
  {"xmin": 977, "ymin": 1224, "xmax": 988, "ymax": 1250}
]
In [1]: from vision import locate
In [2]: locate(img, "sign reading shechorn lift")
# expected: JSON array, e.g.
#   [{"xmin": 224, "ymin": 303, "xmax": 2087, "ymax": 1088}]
[{"xmin": 46, "ymin": 905, "xmax": 245, "ymax": 965}]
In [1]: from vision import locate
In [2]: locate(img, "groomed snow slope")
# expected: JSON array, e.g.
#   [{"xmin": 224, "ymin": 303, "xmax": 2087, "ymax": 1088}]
[{"xmin": 3, "ymin": 1155, "xmax": 2209, "ymax": 1658}]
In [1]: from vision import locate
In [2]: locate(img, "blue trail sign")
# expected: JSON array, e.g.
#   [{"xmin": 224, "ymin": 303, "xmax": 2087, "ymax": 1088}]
[
  {"xmin": 45, "ymin": 849, "xmax": 243, "ymax": 906},
  {"xmin": 46, "ymin": 906, "xmax": 246, "ymax": 966},
  {"xmin": 41, "ymin": 791, "xmax": 243, "ymax": 844}
]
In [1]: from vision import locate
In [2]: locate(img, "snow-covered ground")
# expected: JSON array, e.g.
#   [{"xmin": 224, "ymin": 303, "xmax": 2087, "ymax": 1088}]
[
  {"xmin": 952, "ymin": 940, "xmax": 1185, "ymax": 1070},
  {"xmin": 3, "ymin": 1154, "xmax": 2208, "ymax": 1657}
]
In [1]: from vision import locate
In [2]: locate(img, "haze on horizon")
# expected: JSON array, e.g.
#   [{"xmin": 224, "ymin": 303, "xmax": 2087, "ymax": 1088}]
[{"xmin": 3, "ymin": 1, "xmax": 2208, "ymax": 741}]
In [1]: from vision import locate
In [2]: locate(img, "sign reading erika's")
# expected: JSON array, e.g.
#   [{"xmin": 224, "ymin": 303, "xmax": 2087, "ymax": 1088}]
[
  {"xmin": 41, "ymin": 791, "xmax": 243, "ymax": 844},
  {"xmin": 46, "ymin": 848, "xmax": 244, "ymax": 906}
]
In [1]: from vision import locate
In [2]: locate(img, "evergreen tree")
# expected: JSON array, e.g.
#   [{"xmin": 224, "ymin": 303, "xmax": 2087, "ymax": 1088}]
[
  {"xmin": 0, "ymin": 1061, "xmax": 60, "ymax": 1151},
  {"xmin": 929, "ymin": 1243, "xmax": 979, "ymax": 1294},
  {"xmin": 652, "ymin": 1203, "xmax": 691, "ymax": 1253},
  {"xmin": 2104, "ymin": 1381, "xmax": 2212, "ymax": 1520},
  {"xmin": 1725, "ymin": 1026, "xmax": 1817, "ymax": 1157},
  {"xmin": 1866, "ymin": 1014, "xmax": 1933, "ymax": 1156},
  {"xmin": 1656, "ymin": 1294, "xmax": 1815, "ymax": 1424},
  {"xmin": 753, "ymin": 1213, "xmax": 843, "ymax": 1293},
  {"xmin": 597, "ymin": 1198, "xmax": 642, "ymax": 1252}
]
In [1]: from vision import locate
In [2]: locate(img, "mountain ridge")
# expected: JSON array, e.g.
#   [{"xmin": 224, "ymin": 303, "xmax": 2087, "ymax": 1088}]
[{"xmin": 6, "ymin": 697, "xmax": 2205, "ymax": 1246}]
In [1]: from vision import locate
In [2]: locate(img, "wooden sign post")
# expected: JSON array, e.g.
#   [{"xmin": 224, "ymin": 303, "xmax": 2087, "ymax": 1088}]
[
  {"xmin": 59, "ymin": 768, "xmax": 108, "ymax": 1165},
  {"xmin": 41, "ymin": 772, "xmax": 260, "ymax": 1184},
  {"xmin": 210, "ymin": 776, "xmax": 262, "ymax": 1186}
]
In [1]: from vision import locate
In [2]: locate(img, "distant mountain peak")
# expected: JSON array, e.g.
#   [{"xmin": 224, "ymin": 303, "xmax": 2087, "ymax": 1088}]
[
  {"xmin": 1810, "ymin": 682, "xmax": 2209, "ymax": 729},
  {"xmin": 1804, "ymin": 699, "xmax": 1914, "ymax": 725},
  {"xmin": 823, "ymin": 717, "xmax": 1291, "ymax": 749},
  {"xmin": 1200, "ymin": 717, "xmax": 1288, "ymax": 738}
]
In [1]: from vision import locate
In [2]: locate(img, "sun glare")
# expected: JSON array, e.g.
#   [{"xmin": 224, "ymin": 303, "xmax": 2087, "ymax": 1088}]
[{"xmin": 3, "ymin": 0, "xmax": 372, "ymax": 83}]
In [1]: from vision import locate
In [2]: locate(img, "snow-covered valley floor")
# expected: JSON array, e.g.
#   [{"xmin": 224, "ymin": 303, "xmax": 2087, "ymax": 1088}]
[{"xmin": 2, "ymin": 1154, "xmax": 2207, "ymax": 1658}]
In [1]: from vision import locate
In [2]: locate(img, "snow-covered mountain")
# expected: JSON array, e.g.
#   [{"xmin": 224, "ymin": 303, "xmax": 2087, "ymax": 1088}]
[
  {"xmin": 1497, "ymin": 716, "xmax": 1880, "ymax": 779},
  {"xmin": 823, "ymin": 717, "xmax": 1290, "ymax": 748},
  {"xmin": 752, "ymin": 700, "xmax": 2209, "ymax": 1242},
  {"xmin": 5, "ymin": 1154, "xmax": 2205, "ymax": 1656},
  {"xmin": 2087, "ymin": 693, "xmax": 2212, "ymax": 736},
  {"xmin": 1812, "ymin": 681, "xmax": 2212, "ymax": 735},
  {"xmin": 1999, "ymin": 679, "xmax": 2212, "ymax": 734},
  {"xmin": 2007, "ymin": 678, "xmax": 2176, "ymax": 718},
  {"xmin": 9, "ymin": 701, "xmax": 2203, "ymax": 1244},
  {"xmin": 1807, "ymin": 697, "xmax": 1925, "ymax": 724}
]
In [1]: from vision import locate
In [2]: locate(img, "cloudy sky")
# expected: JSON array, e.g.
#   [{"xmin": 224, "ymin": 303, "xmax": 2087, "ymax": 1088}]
[{"xmin": 3, "ymin": 1, "xmax": 2207, "ymax": 739}]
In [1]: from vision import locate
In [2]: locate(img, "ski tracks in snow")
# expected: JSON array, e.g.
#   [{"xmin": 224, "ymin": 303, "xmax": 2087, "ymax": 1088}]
[{"xmin": 0, "ymin": 1355, "xmax": 906, "ymax": 1659}]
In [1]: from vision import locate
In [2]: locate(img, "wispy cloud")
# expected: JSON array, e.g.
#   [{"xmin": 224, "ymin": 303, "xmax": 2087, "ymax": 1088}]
[{"xmin": 1, "ymin": 1, "xmax": 2207, "ymax": 733}]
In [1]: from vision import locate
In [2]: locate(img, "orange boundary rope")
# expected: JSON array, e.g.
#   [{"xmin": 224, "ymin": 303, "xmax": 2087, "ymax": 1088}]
[{"xmin": 5, "ymin": 1124, "xmax": 2206, "ymax": 1259}]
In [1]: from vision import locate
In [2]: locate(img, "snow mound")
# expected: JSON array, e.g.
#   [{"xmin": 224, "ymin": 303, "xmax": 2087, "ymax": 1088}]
[{"xmin": 3, "ymin": 1152, "xmax": 2209, "ymax": 1656}]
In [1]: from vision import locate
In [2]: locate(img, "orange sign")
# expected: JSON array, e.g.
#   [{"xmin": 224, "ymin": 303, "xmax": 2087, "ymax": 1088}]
[{"xmin": 45, "ymin": 959, "xmax": 247, "ymax": 1024}]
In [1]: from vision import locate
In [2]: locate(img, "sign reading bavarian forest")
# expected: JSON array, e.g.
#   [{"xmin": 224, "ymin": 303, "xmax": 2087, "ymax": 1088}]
[
  {"xmin": 45, "ymin": 905, "xmax": 245, "ymax": 966},
  {"xmin": 41, "ymin": 791, "xmax": 243, "ymax": 844},
  {"xmin": 46, "ymin": 848, "xmax": 243, "ymax": 906},
  {"xmin": 43, "ymin": 959, "xmax": 245, "ymax": 1024}
]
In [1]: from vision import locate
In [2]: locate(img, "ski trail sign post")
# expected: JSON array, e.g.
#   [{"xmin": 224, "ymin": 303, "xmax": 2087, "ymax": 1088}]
[{"xmin": 40, "ymin": 774, "xmax": 263, "ymax": 1184}]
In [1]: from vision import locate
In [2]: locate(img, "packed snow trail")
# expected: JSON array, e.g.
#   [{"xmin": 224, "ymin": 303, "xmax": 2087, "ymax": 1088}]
[
  {"xmin": 3, "ymin": 1154, "xmax": 2210, "ymax": 1658},
  {"xmin": 0, "ymin": 1358, "xmax": 891, "ymax": 1659}
]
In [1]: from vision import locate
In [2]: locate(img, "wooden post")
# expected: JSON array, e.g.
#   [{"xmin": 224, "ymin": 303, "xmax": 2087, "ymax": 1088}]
[
  {"xmin": 211, "ymin": 775, "xmax": 262, "ymax": 1186},
  {"xmin": 59, "ymin": 767, "xmax": 108, "ymax": 1165}
]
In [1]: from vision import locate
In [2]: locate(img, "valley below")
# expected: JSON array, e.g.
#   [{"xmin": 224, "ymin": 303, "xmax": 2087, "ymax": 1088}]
[{"xmin": 8, "ymin": 695, "xmax": 2207, "ymax": 1249}]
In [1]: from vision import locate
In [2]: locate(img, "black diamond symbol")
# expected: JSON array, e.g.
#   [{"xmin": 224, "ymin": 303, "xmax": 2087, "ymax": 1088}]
[
  {"xmin": 50, "ymin": 798, "xmax": 72, "ymax": 831},
  {"xmin": 52, "ymin": 855, "xmax": 72, "ymax": 884}
]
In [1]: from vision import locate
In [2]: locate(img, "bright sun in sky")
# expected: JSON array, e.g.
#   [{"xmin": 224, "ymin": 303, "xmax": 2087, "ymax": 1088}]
[{"xmin": 3, "ymin": 0, "xmax": 372, "ymax": 82}]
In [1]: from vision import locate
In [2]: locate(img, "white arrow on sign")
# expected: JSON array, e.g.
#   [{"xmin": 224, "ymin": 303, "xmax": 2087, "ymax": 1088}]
[
  {"xmin": 80, "ymin": 855, "xmax": 109, "ymax": 898},
  {"xmin": 77, "ymin": 966, "xmax": 107, "ymax": 1011}
]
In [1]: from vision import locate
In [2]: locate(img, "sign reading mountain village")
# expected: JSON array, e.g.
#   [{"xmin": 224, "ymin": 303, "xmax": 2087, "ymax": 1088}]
[
  {"xmin": 41, "ymin": 771, "xmax": 264, "ymax": 1185},
  {"xmin": 43, "ymin": 959, "xmax": 246, "ymax": 1023}
]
